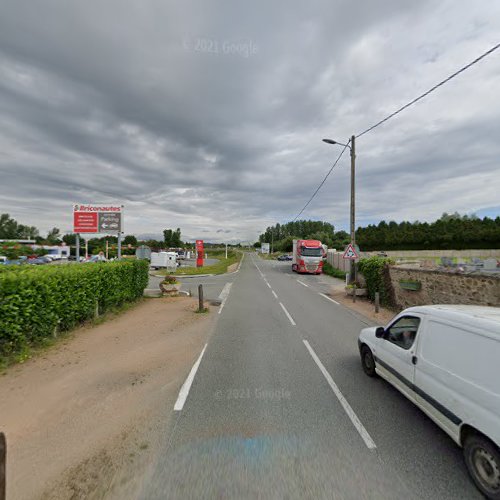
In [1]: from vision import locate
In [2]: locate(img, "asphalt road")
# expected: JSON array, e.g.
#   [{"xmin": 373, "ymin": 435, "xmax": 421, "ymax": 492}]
[{"xmin": 139, "ymin": 253, "xmax": 481, "ymax": 499}]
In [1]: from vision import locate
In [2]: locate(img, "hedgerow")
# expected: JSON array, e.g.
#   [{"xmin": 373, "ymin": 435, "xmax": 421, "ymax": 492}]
[
  {"xmin": 0, "ymin": 260, "xmax": 149, "ymax": 357},
  {"xmin": 357, "ymin": 256, "xmax": 394, "ymax": 305}
]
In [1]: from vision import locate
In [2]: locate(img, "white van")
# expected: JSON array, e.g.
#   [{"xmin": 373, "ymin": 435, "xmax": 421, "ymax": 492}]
[{"xmin": 358, "ymin": 305, "xmax": 500, "ymax": 499}]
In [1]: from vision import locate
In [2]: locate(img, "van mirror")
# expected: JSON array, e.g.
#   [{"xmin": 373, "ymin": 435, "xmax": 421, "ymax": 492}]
[{"xmin": 375, "ymin": 327, "xmax": 385, "ymax": 338}]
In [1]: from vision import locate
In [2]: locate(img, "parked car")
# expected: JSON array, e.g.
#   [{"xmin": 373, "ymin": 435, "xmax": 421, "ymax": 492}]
[
  {"xmin": 0, "ymin": 256, "xmax": 7, "ymax": 265},
  {"xmin": 358, "ymin": 305, "xmax": 500, "ymax": 499},
  {"xmin": 276, "ymin": 254, "xmax": 288, "ymax": 261}
]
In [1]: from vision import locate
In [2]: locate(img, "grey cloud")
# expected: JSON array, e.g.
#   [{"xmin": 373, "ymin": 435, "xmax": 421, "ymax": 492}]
[{"xmin": 0, "ymin": 0, "xmax": 499, "ymax": 243}]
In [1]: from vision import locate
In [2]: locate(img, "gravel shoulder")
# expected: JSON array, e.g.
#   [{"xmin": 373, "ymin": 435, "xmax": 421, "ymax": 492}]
[{"xmin": 0, "ymin": 296, "xmax": 216, "ymax": 500}]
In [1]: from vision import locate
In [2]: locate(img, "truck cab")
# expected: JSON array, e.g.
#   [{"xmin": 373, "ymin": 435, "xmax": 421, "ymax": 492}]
[{"xmin": 292, "ymin": 239, "xmax": 324, "ymax": 274}]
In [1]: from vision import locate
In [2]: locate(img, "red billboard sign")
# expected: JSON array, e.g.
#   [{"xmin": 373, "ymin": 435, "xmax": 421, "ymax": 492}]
[
  {"xmin": 196, "ymin": 239, "xmax": 204, "ymax": 267},
  {"xmin": 73, "ymin": 204, "xmax": 123, "ymax": 234},
  {"xmin": 74, "ymin": 211, "xmax": 98, "ymax": 233}
]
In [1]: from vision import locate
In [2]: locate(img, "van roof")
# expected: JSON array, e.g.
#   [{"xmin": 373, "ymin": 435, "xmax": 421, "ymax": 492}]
[{"xmin": 405, "ymin": 305, "xmax": 500, "ymax": 332}]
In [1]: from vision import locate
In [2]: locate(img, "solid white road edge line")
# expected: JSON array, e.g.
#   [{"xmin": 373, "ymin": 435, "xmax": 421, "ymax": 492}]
[
  {"xmin": 174, "ymin": 344, "xmax": 208, "ymax": 411},
  {"xmin": 272, "ymin": 290, "xmax": 278, "ymax": 299},
  {"xmin": 297, "ymin": 280, "xmax": 309, "ymax": 288},
  {"xmin": 319, "ymin": 292, "xmax": 339, "ymax": 305},
  {"xmin": 266, "ymin": 282, "xmax": 272, "ymax": 289},
  {"xmin": 218, "ymin": 282, "xmax": 233, "ymax": 315},
  {"xmin": 302, "ymin": 339, "xmax": 377, "ymax": 450},
  {"xmin": 279, "ymin": 302, "xmax": 296, "ymax": 326},
  {"xmin": 236, "ymin": 253, "xmax": 244, "ymax": 272}
]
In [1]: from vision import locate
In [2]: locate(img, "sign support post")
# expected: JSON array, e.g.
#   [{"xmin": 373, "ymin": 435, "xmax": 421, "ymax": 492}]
[
  {"xmin": 117, "ymin": 233, "xmax": 122, "ymax": 260},
  {"xmin": 76, "ymin": 234, "xmax": 80, "ymax": 262}
]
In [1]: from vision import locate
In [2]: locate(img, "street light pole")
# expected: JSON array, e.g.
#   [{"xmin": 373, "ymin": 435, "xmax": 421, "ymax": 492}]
[
  {"xmin": 322, "ymin": 135, "xmax": 357, "ymax": 283},
  {"xmin": 349, "ymin": 135, "xmax": 356, "ymax": 284}
]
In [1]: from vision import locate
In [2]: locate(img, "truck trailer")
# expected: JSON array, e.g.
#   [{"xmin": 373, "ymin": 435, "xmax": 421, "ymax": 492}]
[{"xmin": 292, "ymin": 239, "xmax": 325, "ymax": 274}]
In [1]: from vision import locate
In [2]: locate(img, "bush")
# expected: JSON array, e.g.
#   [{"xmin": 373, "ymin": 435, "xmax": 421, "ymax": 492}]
[
  {"xmin": 357, "ymin": 256, "xmax": 394, "ymax": 305},
  {"xmin": 323, "ymin": 262, "xmax": 347, "ymax": 280},
  {"xmin": 0, "ymin": 260, "xmax": 149, "ymax": 357}
]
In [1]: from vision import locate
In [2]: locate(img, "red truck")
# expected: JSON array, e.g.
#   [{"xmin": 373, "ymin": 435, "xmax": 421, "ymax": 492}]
[{"xmin": 292, "ymin": 239, "xmax": 325, "ymax": 274}]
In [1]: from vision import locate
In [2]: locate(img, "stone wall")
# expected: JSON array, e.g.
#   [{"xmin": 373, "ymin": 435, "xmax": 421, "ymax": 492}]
[
  {"xmin": 377, "ymin": 249, "xmax": 500, "ymax": 258},
  {"xmin": 387, "ymin": 267, "xmax": 500, "ymax": 310}
]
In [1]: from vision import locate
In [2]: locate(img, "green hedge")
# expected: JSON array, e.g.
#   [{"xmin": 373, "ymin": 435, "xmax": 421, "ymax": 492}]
[
  {"xmin": 0, "ymin": 260, "xmax": 149, "ymax": 357},
  {"xmin": 357, "ymin": 256, "xmax": 394, "ymax": 305},
  {"xmin": 323, "ymin": 262, "xmax": 347, "ymax": 280}
]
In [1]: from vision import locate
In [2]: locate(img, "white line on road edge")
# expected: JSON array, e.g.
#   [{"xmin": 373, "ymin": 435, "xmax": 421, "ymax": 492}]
[
  {"xmin": 272, "ymin": 290, "xmax": 278, "ymax": 299},
  {"xmin": 297, "ymin": 280, "xmax": 309, "ymax": 288},
  {"xmin": 266, "ymin": 282, "xmax": 272, "ymax": 289},
  {"xmin": 236, "ymin": 253, "xmax": 244, "ymax": 272},
  {"xmin": 319, "ymin": 293, "xmax": 339, "ymax": 305},
  {"xmin": 218, "ymin": 283, "xmax": 233, "ymax": 315},
  {"xmin": 174, "ymin": 344, "xmax": 208, "ymax": 411},
  {"xmin": 302, "ymin": 340, "xmax": 376, "ymax": 449},
  {"xmin": 279, "ymin": 302, "xmax": 296, "ymax": 326}
]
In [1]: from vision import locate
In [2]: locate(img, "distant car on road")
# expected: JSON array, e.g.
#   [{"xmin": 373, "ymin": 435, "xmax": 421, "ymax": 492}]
[
  {"xmin": 276, "ymin": 254, "xmax": 293, "ymax": 261},
  {"xmin": 358, "ymin": 305, "xmax": 500, "ymax": 499}
]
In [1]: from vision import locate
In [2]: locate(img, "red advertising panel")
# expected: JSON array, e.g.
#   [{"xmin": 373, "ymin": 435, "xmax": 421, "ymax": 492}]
[
  {"xmin": 74, "ymin": 212, "xmax": 98, "ymax": 233},
  {"xmin": 196, "ymin": 239, "xmax": 204, "ymax": 267}
]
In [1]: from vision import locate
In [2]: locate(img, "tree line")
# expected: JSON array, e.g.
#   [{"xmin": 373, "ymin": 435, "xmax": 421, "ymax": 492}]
[
  {"xmin": 259, "ymin": 213, "xmax": 500, "ymax": 252},
  {"xmin": 0, "ymin": 214, "xmax": 191, "ymax": 257},
  {"xmin": 356, "ymin": 213, "xmax": 500, "ymax": 250}
]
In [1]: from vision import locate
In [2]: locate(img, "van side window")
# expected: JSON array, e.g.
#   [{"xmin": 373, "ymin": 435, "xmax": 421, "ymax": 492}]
[{"xmin": 385, "ymin": 316, "xmax": 420, "ymax": 350}]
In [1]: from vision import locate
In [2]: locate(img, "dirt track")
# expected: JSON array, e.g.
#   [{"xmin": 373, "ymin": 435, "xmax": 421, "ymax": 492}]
[{"xmin": 0, "ymin": 297, "xmax": 216, "ymax": 499}]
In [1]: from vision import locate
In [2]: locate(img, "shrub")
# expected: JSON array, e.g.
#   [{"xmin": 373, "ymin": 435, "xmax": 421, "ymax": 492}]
[
  {"xmin": 323, "ymin": 262, "xmax": 347, "ymax": 280},
  {"xmin": 161, "ymin": 275, "xmax": 179, "ymax": 285},
  {"xmin": 357, "ymin": 256, "xmax": 394, "ymax": 305},
  {"xmin": 0, "ymin": 260, "xmax": 149, "ymax": 357}
]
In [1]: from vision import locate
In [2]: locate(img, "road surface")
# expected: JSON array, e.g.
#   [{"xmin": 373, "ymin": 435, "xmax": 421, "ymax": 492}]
[{"xmin": 140, "ymin": 253, "xmax": 480, "ymax": 499}]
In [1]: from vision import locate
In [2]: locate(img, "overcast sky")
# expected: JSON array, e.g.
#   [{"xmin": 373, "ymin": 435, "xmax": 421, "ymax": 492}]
[{"xmin": 1, "ymin": 1, "xmax": 499, "ymax": 243}]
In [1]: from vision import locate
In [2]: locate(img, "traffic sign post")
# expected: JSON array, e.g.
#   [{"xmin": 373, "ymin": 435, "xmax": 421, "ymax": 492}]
[{"xmin": 343, "ymin": 243, "xmax": 360, "ymax": 284}]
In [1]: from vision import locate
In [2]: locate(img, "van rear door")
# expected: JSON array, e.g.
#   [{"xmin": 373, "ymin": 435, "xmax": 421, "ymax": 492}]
[{"xmin": 374, "ymin": 315, "xmax": 422, "ymax": 402}]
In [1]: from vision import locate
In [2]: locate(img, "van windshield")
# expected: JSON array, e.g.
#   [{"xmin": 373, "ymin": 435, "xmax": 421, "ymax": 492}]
[{"xmin": 300, "ymin": 247, "xmax": 322, "ymax": 257}]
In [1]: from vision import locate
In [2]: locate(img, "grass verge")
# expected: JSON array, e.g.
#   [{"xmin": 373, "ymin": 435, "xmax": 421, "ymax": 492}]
[{"xmin": 156, "ymin": 251, "xmax": 242, "ymax": 276}]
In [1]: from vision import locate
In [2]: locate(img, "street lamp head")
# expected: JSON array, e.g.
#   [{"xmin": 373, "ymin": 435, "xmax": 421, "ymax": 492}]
[{"xmin": 323, "ymin": 138, "xmax": 350, "ymax": 149}]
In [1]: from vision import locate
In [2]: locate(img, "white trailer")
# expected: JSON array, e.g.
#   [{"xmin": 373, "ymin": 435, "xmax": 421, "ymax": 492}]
[
  {"xmin": 150, "ymin": 251, "xmax": 177, "ymax": 270},
  {"xmin": 43, "ymin": 246, "xmax": 71, "ymax": 260}
]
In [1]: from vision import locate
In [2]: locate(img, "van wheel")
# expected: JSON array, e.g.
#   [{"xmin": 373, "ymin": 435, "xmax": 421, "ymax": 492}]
[
  {"xmin": 360, "ymin": 346, "xmax": 377, "ymax": 377},
  {"xmin": 464, "ymin": 434, "xmax": 500, "ymax": 499}
]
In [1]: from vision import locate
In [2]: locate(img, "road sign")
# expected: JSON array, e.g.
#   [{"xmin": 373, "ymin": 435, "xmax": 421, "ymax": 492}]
[
  {"xmin": 98, "ymin": 212, "xmax": 121, "ymax": 233},
  {"xmin": 73, "ymin": 204, "xmax": 123, "ymax": 234},
  {"xmin": 343, "ymin": 243, "xmax": 359, "ymax": 260}
]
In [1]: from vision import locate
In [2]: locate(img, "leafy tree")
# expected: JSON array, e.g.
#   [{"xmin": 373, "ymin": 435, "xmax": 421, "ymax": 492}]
[
  {"xmin": 163, "ymin": 229, "xmax": 173, "ymax": 246},
  {"xmin": 46, "ymin": 227, "xmax": 61, "ymax": 244},
  {"xmin": 123, "ymin": 235, "xmax": 138, "ymax": 246},
  {"xmin": 0, "ymin": 213, "xmax": 39, "ymax": 239}
]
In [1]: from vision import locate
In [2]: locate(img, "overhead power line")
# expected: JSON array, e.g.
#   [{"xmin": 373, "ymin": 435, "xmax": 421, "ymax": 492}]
[
  {"xmin": 292, "ymin": 142, "xmax": 349, "ymax": 221},
  {"xmin": 356, "ymin": 42, "xmax": 500, "ymax": 138},
  {"xmin": 290, "ymin": 42, "xmax": 500, "ymax": 222}
]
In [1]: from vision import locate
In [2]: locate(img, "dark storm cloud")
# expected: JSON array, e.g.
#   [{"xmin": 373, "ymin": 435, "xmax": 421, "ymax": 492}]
[{"xmin": 0, "ymin": 0, "xmax": 499, "ymax": 241}]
